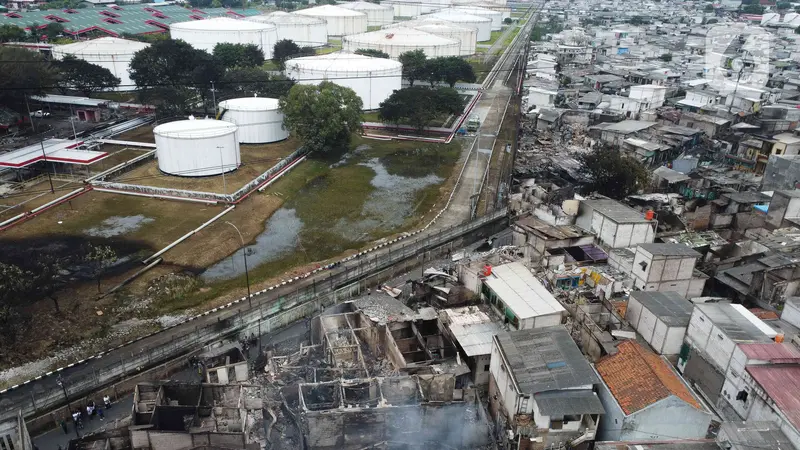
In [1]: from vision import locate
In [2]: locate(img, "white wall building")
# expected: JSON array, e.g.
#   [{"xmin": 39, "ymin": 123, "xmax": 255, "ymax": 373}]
[
  {"xmin": 481, "ymin": 262, "xmax": 566, "ymax": 330},
  {"xmin": 629, "ymin": 243, "xmax": 707, "ymax": 300},
  {"xmin": 575, "ymin": 199, "xmax": 656, "ymax": 249},
  {"xmin": 626, "ymin": 291, "xmax": 694, "ymax": 356},
  {"xmin": 489, "ymin": 326, "xmax": 605, "ymax": 449},
  {"xmin": 629, "ymin": 84, "xmax": 667, "ymax": 110}
]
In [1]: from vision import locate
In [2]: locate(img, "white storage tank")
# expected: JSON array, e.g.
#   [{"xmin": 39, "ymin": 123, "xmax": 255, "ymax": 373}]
[
  {"xmin": 452, "ymin": 0, "xmax": 511, "ymax": 19},
  {"xmin": 343, "ymin": 27, "xmax": 460, "ymax": 58},
  {"xmin": 170, "ymin": 17, "xmax": 278, "ymax": 58},
  {"xmin": 284, "ymin": 52, "xmax": 402, "ymax": 110},
  {"xmin": 51, "ymin": 37, "xmax": 149, "ymax": 92},
  {"xmin": 394, "ymin": 19, "xmax": 477, "ymax": 55},
  {"xmin": 384, "ymin": 0, "xmax": 450, "ymax": 18},
  {"xmin": 248, "ymin": 12, "xmax": 328, "ymax": 47},
  {"xmin": 423, "ymin": 11, "xmax": 492, "ymax": 42},
  {"xmin": 294, "ymin": 5, "xmax": 368, "ymax": 37},
  {"xmin": 154, "ymin": 118, "xmax": 240, "ymax": 177},
  {"xmin": 450, "ymin": 7, "xmax": 504, "ymax": 30},
  {"xmin": 218, "ymin": 97, "xmax": 288, "ymax": 144},
  {"xmin": 338, "ymin": 1, "xmax": 394, "ymax": 26}
]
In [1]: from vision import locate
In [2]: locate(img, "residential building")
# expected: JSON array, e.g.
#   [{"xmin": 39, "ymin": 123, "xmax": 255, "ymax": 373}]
[
  {"xmin": 576, "ymin": 198, "xmax": 656, "ymax": 249},
  {"xmin": 765, "ymin": 190, "xmax": 800, "ymax": 229},
  {"xmin": 629, "ymin": 243, "xmax": 707, "ymax": 299},
  {"xmin": 625, "ymin": 291, "xmax": 694, "ymax": 357},
  {"xmin": 0, "ymin": 412, "xmax": 32, "ymax": 450},
  {"xmin": 717, "ymin": 421, "xmax": 795, "ymax": 450},
  {"xmin": 680, "ymin": 303, "xmax": 777, "ymax": 405},
  {"xmin": 719, "ymin": 343, "xmax": 800, "ymax": 419},
  {"xmin": 781, "ymin": 297, "xmax": 800, "ymax": 329},
  {"xmin": 736, "ymin": 364, "xmax": 800, "ymax": 447},
  {"xmin": 589, "ymin": 120, "xmax": 659, "ymax": 147},
  {"xmin": 526, "ymin": 87, "xmax": 558, "ymax": 110},
  {"xmin": 763, "ymin": 154, "xmax": 800, "ymax": 191},
  {"xmin": 594, "ymin": 341, "xmax": 713, "ymax": 442},
  {"xmin": 715, "ymin": 252, "xmax": 800, "ymax": 310},
  {"xmin": 678, "ymin": 112, "xmax": 730, "ymax": 138},
  {"xmin": 489, "ymin": 326, "xmax": 605, "ymax": 449},
  {"xmin": 482, "ymin": 262, "xmax": 566, "ymax": 330},
  {"xmin": 441, "ymin": 306, "xmax": 503, "ymax": 386},
  {"xmin": 628, "ymin": 85, "xmax": 666, "ymax": 110},
  {"xmin": 511, "ymin": 215, "xmax": 596, "ymax": 267}
]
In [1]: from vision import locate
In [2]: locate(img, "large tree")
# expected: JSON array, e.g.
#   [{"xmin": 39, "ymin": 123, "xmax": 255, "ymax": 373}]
[
  {"xmin": 379, "ymin": 86, "xmax": 464, "ymax": 132},
  {"xmin": 129, "ymin": 39, "xmax": 223, "ymax": 114},
  {"xmin": 279, "ymin": 81, "xmax": 363, "ymax": 153},
  {"xmin": 398, "ymin": 49, "xmax": 427, "ymax": 86},
  {"xmin": 579, "ymin": 147, "xmax": 649, "ymax": 199},
  {"xmin": 0, "ymin": 24, "xmax": 27, "ymax": 43},
  {"xmin": 220, "ymin": 67, "xmax": 295, "ymax": 99},
  {"xmin": 213, "ymin": 43, "xmax": 265, "ymax": 69},
  {"xmin": 355, "ymin": 48, "xmax": 390, "ymax": 59},
  {"xmin": 56, "ymin": 55, "xmax": 120, "ymax": 95},
  {"xmin": 272, "ymin": 39, "xmax": 314, "ymax": 70},
  {"xmin": 428, "ymin": 56, "xmax": 476, "ymax": 88},
  {"xmin": 0, "ymin": 47, "xmax": 59, "ymax": 105}
]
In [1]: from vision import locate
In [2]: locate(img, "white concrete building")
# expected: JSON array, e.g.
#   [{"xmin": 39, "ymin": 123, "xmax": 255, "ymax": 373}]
[
  {"xmin": 595, "ymin": 340, "xmax": 713, "ymax": 442},
  {"xmin": 575, "ymin": 199, "xmax": 656, "ymax": 249},
  {"xmin": 0, "ymin": 413, "xmax": 32, "ymax": 450},
  {"xmin": 629, "ymin": 84, "xmax": 667, "ymax": 110},
  {"xmin": 481, "ymin": 262, "xmax": 566, "ymax": 330},
  {"xmin": 526, "ymin": 87, "xmax": 558, "ymax": 110},
  {"xmin": 489, "ymin": 326, "xmax": 605, "ymax": 449},
  {"xmin": 441, "ymin": 307, "xmax": 502, "ymax": 386},
  {"xmin": 626, "ymin": 291, "xmax": 694, "ymax": 356},
  {"xmin": 629, "ymin": 243, "xmax": 707, "ymax": 299}
]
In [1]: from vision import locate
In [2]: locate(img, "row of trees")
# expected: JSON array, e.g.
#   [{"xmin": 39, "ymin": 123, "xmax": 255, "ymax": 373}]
[
  {"xmin": 379, "ymin": 86, "xmax": 464, "ymax": 132},
  {"xmin": 0, "ymin": 22, "xmax": 65, "ymax": 43},
  {"xmin": 398, "ymin": 49, "xmax": 477, "ymax": 88},
  {"xmin": 129, "ymin": 39, "xmax": 296, "ymax": 115}
]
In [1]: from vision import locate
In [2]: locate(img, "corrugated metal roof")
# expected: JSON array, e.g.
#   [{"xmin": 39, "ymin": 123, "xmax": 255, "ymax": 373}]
[
  {"xmin": 696, "ymin": 304, "xmax": 774, "ymax": 343},
  {"xmin": 638, "ymin": 243, "xmax": 701, "ymax": 257},
  {"xmin": 581, "ymin": 199, "xmax": 651, "ymax": 223},
  {"xmin": 719, "ymin": 421, "xmax": 793, "ymax": 450},
  {"xmin": 449, "ymin": 321, "xmax": 501, "ymax": 356},
  {"xmin": 630, "ymin": 291, "xmax": 693, "ymax": 327},
  {"xmin": 739, "ymin": 343, "xmax": 800, "ymax": 362},
  {"xmin": 484, "ymin": 262, "xmax": 565, "ymax": 321},
  {"xmin": 534, "ymin": 390, "xmax": 606, "ymax": 416},
  {"xmin": 746, "ymin": 365, "xmax": 800, "ymax": 431},
  {"xmin": 495, "ymin": 326, "xmax": 598, "ymax": 394}
]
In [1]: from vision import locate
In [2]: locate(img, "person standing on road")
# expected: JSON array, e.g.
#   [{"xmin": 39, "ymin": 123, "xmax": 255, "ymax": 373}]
[
  {"xmin": 103, "ymin": 394, "xmax": 111, "ymax": 409},
  {"xmin": 97, "ymin": 407, "xmax": 105, "ymax": 421},
  {"xmin": 60, "ymin": 420, "xmax": 68, "ymax": 434}
]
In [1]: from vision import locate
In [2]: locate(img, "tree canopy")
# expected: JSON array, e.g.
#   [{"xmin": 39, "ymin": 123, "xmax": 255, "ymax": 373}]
[
  {"xmin": 0, "ymin": 47, "xmax": 59, "ymax": 105},
  {"xmin": 398, "ymin": 49, "xmax": 427, "ymax": 86},
  {"xmin": 378, "ymin": 86, "xmax": 464, "ymax": 132},
  {"xmin": 579, "ymin": 147, "xmax": 649, "ymax": 199},
  {"xmin": 130, "ymin": 39, "xmax": 223, "ymax": 115},
  {"xmin": 355, "ymin": 48, "xmax": 390, "ymax": 59},
  {"xmin": 0, "ymin": 24, "xmax": 27, "ymax": 43},
  {"xmin": 213, "ymin": 43, "xmax": 265, "ymax": 69},
  {"xmin": 430, "ymin": 56, "xmax": 476, "ymax": 88},
  {"xmin": 56, "ymin": 55, "xmax": 120, "ymax": 96},
  {"xmin": 279, "ymin": 81, "xmax": 363, "ymax": 153},
  {"xmin": 220, "ymin": 67, "xmax": 295, "ymax": 99},
  {"xmin": 272, "ymin": 39, "xmax": 315, "ymax": 70}
]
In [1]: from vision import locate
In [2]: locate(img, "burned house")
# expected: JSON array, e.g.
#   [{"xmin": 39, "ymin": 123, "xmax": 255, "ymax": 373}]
[
  {"xmin": 130, "ymin": 382, "xmax": 263, "ymax": 450},
  {"xmin": 199, "ymin": 343, "xmax": 249, "ymax": 385},
  {"xmin": 294, "ymin": 374, "xmax": 492, "ymax": 450}
]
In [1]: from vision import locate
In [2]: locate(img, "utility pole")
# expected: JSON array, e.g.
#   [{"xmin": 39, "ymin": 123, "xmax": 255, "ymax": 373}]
[
  {"xmin": 225, "ymin": 221, "xmax": 251, "ymax": 305},
  {"xmin": 41, "ymin": 139, "xmax": 54, "ymax": 193},
  {"xmin": 56, "ymin": 374, "xmax": 80, "ymax": 438}
]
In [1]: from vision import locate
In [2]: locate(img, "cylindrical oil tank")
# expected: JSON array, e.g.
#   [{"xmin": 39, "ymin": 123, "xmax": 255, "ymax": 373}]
[
  {"xmin": 52, "ymin": 37, "xmax": 149, "ymax": 91},
  {"xmin": 343, "ymin": 27, "xmax": 461, "ymax": 59},
  {"xmin": 170, "ymin": 17, "xmax": 278, "ymax": 58},
  {"xmin": 391, "ymin": 19, "xmax": 478, "ymax": 55},
  {"xmin": 451, "ymin": 6, "xmax": 504, "ymax": 30},
  {"xmin": 248, "ymin": 12, "xmax": 328, "ymax": 47},
  {"xmin": 218, "ymin": 97, "xmax": 288, "ymax": 144},
  {"xmin": 294, "ymin": 5, "xmax": 368, "ymax": 36},
  {"xmin": 284, "ymin": 52, "xmax": 402, "ymax": 110},
  {"xmin": 154, "ymin": 119, "xmax": 240, "ymax": 177},
  {"xmin": 338, "ymin": 1, "xmax": 395, "ymax": 26},
  {"xmin": 422, "ymin": 11, "xmax": 492, "ymax": 42}
]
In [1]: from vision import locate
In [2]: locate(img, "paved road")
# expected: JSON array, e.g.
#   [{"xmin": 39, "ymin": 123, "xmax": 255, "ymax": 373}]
[{"xmin": 433, "ymin": 8, "xmax": 534, "ymax": 229}]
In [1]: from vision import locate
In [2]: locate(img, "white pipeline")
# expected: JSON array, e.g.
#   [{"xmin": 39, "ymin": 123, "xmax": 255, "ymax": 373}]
[{"xmin": 143, "ymin": 205, "xmax": 235, "ymax": 264}]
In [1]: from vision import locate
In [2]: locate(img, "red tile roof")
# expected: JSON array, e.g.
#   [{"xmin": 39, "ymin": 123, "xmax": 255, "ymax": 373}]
[
  {"xmin": 740, "ymin": 343, "xmax": 800, "ymax": 363},
  {"xmin": 596, "ymin": 341, "xmax": 701, "ymax": 415},
  {"xmin": 747, "ymin": 365, "xmax": 800, "ymax": 430},
  {"xmin": 748, "ymin": 308, "xmax": 779, "ymax": 320}
]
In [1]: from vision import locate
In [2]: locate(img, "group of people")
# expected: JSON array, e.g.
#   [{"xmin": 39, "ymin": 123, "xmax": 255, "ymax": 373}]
[{"xmin": 61, "ymin": 395, "xmax": 113, "ymax": 434}]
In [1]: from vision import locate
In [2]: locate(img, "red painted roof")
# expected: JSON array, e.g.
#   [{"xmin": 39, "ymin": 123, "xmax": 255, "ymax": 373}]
[
  {"xmin": 749, "ymin": 308, "xmax": 779, "ymax": 320},
  {"xmin": 747, "ymin": 365, "xmax": 800, "ymax": 430},
  {"xmin": 740, "ymin": 343, "xmax": 800, "ymax": 362}
]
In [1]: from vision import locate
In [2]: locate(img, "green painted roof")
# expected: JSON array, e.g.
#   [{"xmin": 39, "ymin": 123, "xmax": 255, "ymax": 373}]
[{"xmin": 0, "ymin": 4, "xmax": 262, "ymax": 36}]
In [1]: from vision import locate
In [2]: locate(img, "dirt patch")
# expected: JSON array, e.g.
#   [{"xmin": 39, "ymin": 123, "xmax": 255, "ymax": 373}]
[{"xmin": 113, "ymin": 138, "xmax": 300, "ymax": 193}]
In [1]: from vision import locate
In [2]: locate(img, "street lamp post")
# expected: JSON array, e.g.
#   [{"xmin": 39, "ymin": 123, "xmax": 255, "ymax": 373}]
[
  {"xmin": 56, "ymin": 374, "xmax": 80, "ymax": 438},
  {"xmin": 225, "ymin": 221, "xmax": 260, "ymax": 355}
]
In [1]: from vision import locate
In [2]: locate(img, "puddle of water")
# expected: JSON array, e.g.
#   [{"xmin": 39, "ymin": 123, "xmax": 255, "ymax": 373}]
[
  {"xmin": 201, "ymin": 208, "xmax": 302, "ymax": 281},
  {"xmin": 332, "ymin": 158, "xmax": 442, "ymax": 241},
  {"xmin": 84, "ymin": 215, "xmax": 154, "ymax": 238},
  {"xmin": 203, "ymin": 158, "xmax": 442, "ymax": 281}
]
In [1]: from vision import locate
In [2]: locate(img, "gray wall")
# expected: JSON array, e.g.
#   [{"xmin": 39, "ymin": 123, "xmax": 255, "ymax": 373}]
[{"xmin": 762, "ymin": 155, "xmax": 800, "ymax": 191}]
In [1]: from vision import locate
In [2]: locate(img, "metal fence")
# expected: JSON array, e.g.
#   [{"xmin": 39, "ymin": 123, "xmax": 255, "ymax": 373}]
[{"xmin": 2, "ymin": 208, "xmax": 508, "ymax": 423}]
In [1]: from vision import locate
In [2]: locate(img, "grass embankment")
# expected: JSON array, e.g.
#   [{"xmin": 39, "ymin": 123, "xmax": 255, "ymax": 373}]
[{"xmin": 157, "ymin": 135, "xmax": 461, "ymax": 312}]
